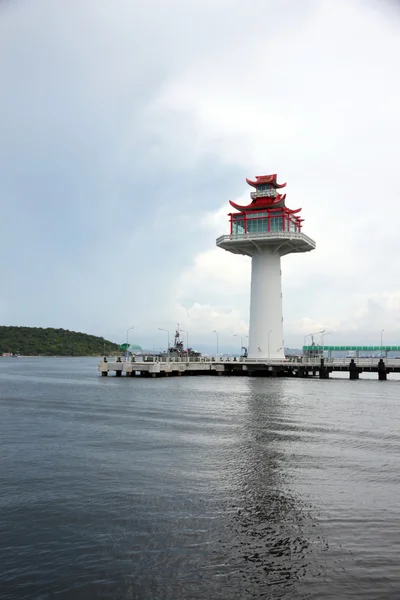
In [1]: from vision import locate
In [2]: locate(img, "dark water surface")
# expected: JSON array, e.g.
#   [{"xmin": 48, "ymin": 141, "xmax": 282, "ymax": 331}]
[{"xmin": 1, "ymin": 358, "xmax": 400, "ymax": 599}]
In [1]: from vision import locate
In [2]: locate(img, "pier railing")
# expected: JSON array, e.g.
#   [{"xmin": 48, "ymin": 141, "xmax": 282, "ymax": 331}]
[{"xmin": 102, "ymin": 356, "xmax": 400, "ymax": 367}]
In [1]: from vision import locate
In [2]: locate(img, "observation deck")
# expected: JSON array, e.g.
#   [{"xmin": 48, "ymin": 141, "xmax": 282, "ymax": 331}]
[{"xmin": 216, "ymin": 230, "xmax": 316, "ymax": 257}]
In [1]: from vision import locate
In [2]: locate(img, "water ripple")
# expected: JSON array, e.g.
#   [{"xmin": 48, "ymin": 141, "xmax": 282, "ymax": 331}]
[{"xmin": 1, "ymin": 358, "xmax": 400, "ymax": 599}]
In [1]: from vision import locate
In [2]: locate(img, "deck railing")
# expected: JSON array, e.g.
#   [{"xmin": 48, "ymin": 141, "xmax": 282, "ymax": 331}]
[
  {"xmin": 250, "ymin": 190, "xmax": 278, "ymax": 199},
  {"xmin": 216, "ymin": 231, "xmax": 316, "ymax": 248}
]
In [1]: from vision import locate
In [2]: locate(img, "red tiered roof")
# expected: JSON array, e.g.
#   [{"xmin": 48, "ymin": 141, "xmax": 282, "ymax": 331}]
[
  {"xmin": 229, "ymin": 173, "xmax": 300, "ymax": 213},
  {"xmin": 229, "ymin": 194, "xmax": 287, "ymax": 212},
  {"xmin": 245, "ymin": 174, "xmax": 287, "ymax": 189},
  {"xmin": 227, "ymin": 174, "xmax": 303, "ymax": 234}
]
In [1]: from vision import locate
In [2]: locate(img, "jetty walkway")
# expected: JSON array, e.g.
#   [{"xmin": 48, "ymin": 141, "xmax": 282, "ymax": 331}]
[{"xmin": 99, "ymin": 356, "xmax": 400, "ymax": 381}]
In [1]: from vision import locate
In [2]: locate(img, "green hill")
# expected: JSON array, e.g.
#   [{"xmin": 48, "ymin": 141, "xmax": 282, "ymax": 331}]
[{"xmin": 0, "ymin": 326, "xmax": 119, "ymax": 356}]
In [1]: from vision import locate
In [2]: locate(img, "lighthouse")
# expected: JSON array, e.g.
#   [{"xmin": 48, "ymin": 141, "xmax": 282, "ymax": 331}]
[{"xmin": 216, "ymin": 174, "xmax": 316, "ymax": 360}]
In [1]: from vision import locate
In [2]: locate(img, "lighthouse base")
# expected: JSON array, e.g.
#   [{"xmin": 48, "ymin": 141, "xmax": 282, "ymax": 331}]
[
  {"xmin": 216, "ymin": 230, "xmax": 316, "ymax": 362},
  {"xmin": 248, "ymin": 248, "xmax": 285, "ymax": 361}
]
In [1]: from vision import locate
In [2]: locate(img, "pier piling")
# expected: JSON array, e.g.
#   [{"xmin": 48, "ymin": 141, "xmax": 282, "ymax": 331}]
[
  {"xmin": 349, "ymin": 359, "xmax": 360, "ymax": 380},
  {"xmin": 378, "ymin": 359, "xmax": 387, "ymax": 381},
  {"xmin": 319, "ymin": 359, "xmax": 330, "ymax": 379}
]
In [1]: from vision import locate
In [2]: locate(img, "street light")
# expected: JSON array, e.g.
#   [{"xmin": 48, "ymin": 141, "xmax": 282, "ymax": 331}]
[
  {"xmin": 304, "ymin": 330, "xmax": 324, "ymax": 347},
  {"xmin": 213, "ymin": 330, "xmax": 219, "ymax": 358},
  {"xmin": 233, "ymin": 334, "xmax": 242, "ymax": 355},
  {"xmin": 268, "ymin": 330, "xmax": 272, "ymax": 360},
  {"xmin": 126, "ymin": 326, "xmax": 135, "ymax": 344},
  {"xmin": 158, "ymin": 328, "xmax": 170, "ymax": 353},
  {"xmin": 321, "ymin": 330, "xmax": 333, "ymax": 357},
  {"xmin": 381, "ymin": 329, "xmax": 384, "ymax": 356}
]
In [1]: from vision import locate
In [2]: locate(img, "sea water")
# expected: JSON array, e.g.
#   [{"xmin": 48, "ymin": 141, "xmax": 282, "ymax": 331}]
[{"xmin": 1, "ymin": 357, "xmax": 400, "ymax": 599}]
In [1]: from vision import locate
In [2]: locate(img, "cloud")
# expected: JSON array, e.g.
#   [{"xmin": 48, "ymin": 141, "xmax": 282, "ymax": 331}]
[{"xmin": 0, "ymin": 0, "xmax": 400, "ymax": 351}]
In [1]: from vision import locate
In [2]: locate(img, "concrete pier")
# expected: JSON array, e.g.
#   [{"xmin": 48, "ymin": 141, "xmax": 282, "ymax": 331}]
[{"xmin": 98, "ymin": 357, "xmax": 400, "ymax": 380}]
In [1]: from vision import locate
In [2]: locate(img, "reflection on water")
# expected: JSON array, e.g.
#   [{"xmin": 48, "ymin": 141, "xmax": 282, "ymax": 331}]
[
  {"xmin": 1, "ymin": 359, "xmax": 400, "ymax": 599},
  {"xmin": 215, "ymin": 383, "xmax": 329, "ymax": 597}
]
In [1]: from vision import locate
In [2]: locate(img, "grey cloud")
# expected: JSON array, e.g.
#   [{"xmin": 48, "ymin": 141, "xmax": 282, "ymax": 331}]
[{"xmin": 0, "ymin": 0, "xmax": 399, "ymax": 350}]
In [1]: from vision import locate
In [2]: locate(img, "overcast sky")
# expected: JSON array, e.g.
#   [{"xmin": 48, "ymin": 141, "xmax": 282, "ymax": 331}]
[{"xmin": 1, "ymin": 0, "xmax": 400, "ymax": 352}]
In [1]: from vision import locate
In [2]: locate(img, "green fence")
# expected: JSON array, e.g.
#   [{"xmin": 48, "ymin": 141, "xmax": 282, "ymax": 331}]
[{"xmin": 302, "ymin": 346, "xmax": 400, "ymax": 351}]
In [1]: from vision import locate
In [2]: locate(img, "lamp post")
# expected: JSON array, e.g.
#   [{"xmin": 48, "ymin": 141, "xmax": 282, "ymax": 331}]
[
  {"xmin": 381, "ymin": 329, "xmax": 384, "ymax": 357},
  {"xmin": 158, "ymin": 328, "xmax": 170, "ymax": 354},
  {"xmin": 320, "ymin": 329, "xmax": 326, "ymax": 354},
  {"xmin": 268, "ymin": 330, "xmax": 272, "ymax": 360},
  {"xmin": 233, "ymin": 334, "xmax": 242, "ymax": 356},
  {"xmin": 304, "ymin": 330, "xmax": 324, "ymax": 347},
  {"xmin": 124, "ymin": 327, "xmax": 135, "ymax": 362},
  {"xmin": 213, "ymin": 330, "xmax": 219, "ymax": 359},
  {"xmin": 126, "ymin": 326, "xmax": 135, "ymax": 344},
  {"xmin": 321, "ymin": 330, "xmax": 333, "ymax": 358}
]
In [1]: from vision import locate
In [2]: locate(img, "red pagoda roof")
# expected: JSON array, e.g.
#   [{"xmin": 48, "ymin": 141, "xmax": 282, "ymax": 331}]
[
  {"xmin": 228, "ymin": 173, "xmax": 302, "ymax": 214},
  {"xmin": 229, "ymin": 194, "xmax": 287, "ymax": 212},
  {"xmin": 246, "ymin": 174, "xmax": 286, "ymax": 189}
]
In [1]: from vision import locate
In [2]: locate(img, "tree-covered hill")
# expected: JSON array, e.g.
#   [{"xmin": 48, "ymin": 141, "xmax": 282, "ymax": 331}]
[{"xmin": 0, "ymin": 326, "xmax": 120, "ymax": 356}]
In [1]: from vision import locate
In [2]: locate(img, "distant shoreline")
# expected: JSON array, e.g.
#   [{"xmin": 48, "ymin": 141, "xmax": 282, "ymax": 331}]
[{"xmin": 0, "ymin": 326, "xmax": 119, "ymax": 358}]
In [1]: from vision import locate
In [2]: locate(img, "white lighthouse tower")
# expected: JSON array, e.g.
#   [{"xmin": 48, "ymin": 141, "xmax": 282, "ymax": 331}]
[{"xmin": 216, "ymin": 174, "xmax": 316, "ymax": 360}]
